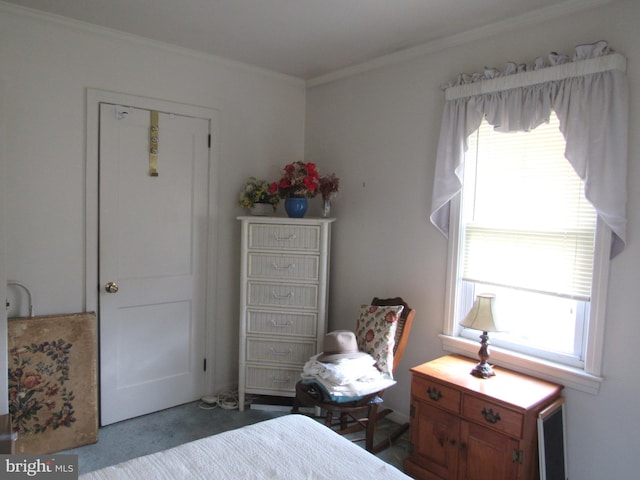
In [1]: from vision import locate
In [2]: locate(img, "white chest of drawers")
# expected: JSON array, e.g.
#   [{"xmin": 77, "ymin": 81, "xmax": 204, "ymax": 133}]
[{"xmin": 237, "ymin": 216, "xmax": 334, "ymax": 410}]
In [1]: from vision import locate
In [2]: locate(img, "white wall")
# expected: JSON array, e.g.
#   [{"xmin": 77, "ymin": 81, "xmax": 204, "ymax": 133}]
[
  {"xmin": 305, "ymin": 0, "xmax": 639, "ymax": 478},
  {"xmin": 0, "ymin": 3, "xmax": 306, "ymax": 398}
]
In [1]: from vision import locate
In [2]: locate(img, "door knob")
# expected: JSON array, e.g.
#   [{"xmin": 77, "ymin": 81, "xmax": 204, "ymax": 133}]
[{"xmin": 105, "ymin": 282, "xmax": 119, "ymax": 293}]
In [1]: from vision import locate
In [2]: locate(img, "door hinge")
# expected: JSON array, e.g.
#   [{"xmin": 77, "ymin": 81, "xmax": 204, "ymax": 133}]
[
  {"xmin": 408, "ymin": 442, "xmax": 414, "ymax": 454},
  {"xmin": 203, "ymin": 358, "xmax": 207, "ymax": 371},
  {"xmin": 512, "ymin": 449, "xmax": 524, "ymax": 464},
  {"xmin": 409, "ymin": 404, "xmax": 415, "ymax": 418},
  {"xmin": 207, "ymin": 134, "xmax": 211, "ymax": 148}
]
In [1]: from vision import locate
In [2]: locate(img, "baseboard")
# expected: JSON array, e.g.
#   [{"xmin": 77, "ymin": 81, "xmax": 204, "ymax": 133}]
[{"xmin": 387, "ymin": 410, "xmax": 410, "ymax": 425}]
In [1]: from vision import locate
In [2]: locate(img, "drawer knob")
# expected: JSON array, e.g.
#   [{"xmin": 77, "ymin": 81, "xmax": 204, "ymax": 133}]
[
  {"xmin": 272, "ymin": 262, "xmax": 296, "ymax": 270},
  {"xmin": 427, "ymin": 387, "xmax": 443, "ymax": 401},
  {"xmin": 273, "ymin": 233, "xmax": 296, "ymax": 241},
  {"xmin": 270, "ymin": 319, "xmax": 293, "ymax": 328},
  {"xmin": 481, "ymin": 407, "xmax": 501, "ymax": 424},
  {"xmin": 272, "ymin": 291, "xmax": 294, "ymax": 299},
  {"xmin": 270, "ymin": 375, "xmax": 291, "ymax": 385},
  {"xmin": 269, "ymin": 348, "xmax": 293, "ymax": 357}
]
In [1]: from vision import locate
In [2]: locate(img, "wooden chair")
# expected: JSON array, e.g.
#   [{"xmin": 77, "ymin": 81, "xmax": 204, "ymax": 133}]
[{"xmin": 291, "ymin": 297, "xmax": 415, "ymax": 453}]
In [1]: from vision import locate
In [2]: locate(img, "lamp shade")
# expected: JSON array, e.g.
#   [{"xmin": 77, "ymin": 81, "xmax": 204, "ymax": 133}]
[{"xmin": 460, "ymin": 293, "xmax": 501, "ymax": 332}]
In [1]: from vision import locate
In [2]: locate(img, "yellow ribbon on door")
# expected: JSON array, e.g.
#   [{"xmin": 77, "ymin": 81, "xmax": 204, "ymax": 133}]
[{"xmin": 149, "ymin": 110, "xmax": 159, "ymax": 176}]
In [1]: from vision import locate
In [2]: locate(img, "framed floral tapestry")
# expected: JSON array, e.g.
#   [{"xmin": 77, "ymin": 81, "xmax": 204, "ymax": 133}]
[{"xmin": 8, "ymin": 312, "xmax": 98, "ymax": 454}]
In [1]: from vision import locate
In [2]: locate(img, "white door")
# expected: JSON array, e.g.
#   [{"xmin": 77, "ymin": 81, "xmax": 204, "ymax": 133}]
[{"xmin": 99, "ymin": 102, "xmax": 210, "ymax": 425}]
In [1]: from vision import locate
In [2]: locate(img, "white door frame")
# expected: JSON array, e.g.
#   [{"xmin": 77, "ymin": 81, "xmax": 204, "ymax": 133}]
[{"xmin": 85, "ymin": 88, "xmax": 219, "ymax": 403}]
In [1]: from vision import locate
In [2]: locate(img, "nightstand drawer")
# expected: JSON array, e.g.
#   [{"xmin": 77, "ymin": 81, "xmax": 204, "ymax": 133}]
[
  {"xmin": 247, "ymin": 310, "xmax": 318, "ymax": 337},
  {"xmin": 412, "ymin": 376, "xmax": 461, "ymax": 414},
  {"xmin": 245, "ymin": 365, "xmax": 300, "ymax": 392},
  {"xmin": 248, "ymin": 224, "xmax": 320, "ymax": 251},
  {"xmin": 248, "ymin": 282, "xmax": 318, "ymax": 309},
  {"xmin": 248, "ymin": 253, "xmax": 319, "ymax": 281},
  {"xmin": 462, "ymin": 395, "xmax": 523, "ymax": 438},
  {"xmin": 246, "ymin": 338, "xmax": 316, "ymax": 365}
]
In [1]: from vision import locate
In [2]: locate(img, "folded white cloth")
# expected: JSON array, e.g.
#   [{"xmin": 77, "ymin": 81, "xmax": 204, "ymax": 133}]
[
  {"xmin": 301, "ymin": 353, "xmax": 396, "ymax": 398},
  {"xmin": 302, "ymin": 353, "xmax": 381, "ymax": 385}
]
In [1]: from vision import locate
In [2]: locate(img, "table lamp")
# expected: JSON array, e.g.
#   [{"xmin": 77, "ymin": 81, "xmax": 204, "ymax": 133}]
[{"xmin": 460, "ymin": 293, "xmax": 502, "ymax": 378}]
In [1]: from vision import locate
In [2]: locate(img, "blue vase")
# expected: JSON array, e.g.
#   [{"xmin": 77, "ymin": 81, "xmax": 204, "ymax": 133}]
[{"xmin": 284, "ymin": 197, "xmax": 308, "ymax": 218}]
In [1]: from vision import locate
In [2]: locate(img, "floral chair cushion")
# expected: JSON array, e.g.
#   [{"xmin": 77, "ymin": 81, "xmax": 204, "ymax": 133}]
[{"xmin": 355, "ymin": 304, "xmax": 404, "ymax": 378}]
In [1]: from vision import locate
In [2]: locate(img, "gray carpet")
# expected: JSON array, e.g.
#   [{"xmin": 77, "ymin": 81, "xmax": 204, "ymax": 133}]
[{"xmin": 61, "ymin": 400, "xmax": 410, "ymax": 475}]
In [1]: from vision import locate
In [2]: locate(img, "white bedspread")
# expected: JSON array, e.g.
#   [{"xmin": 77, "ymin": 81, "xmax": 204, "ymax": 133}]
[{"xmin": 79, "ymin": 414, "xmax": 410, "ymax": 479}]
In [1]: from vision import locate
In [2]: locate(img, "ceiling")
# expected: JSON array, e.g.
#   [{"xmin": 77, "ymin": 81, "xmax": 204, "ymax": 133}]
[{"xmin": 5, "ymin": 0, "xmax": 603, "ymax": 81}]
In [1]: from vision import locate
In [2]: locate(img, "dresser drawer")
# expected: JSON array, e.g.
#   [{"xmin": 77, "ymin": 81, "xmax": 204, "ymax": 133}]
[
  {"xmin": 248, "ymin": 253, "xmax": 319, "ymax": 281},
  {"xmin": 412, "ymin": 375, "xmax": 461, "ymax": 414},
  {"xmin": 247, "ymin": 310, "xmax": 317, "ymax": 337},
  {"xmin": 246, "ymin": 338, "xmax": 315, "ymax": 365},
  {"xmin": 248, "ymin": 282, "xmax": 318, "ymax": 309},
  {"xmin": 248, "ymin": 224, "xmax": 320, "ymax": 252},
  {"xmin": 462, "ymin": 395, "xmax": 524, "ymax": 438},
  {"xmin": 245, "ymin": 365, "xmax": 300, "ymax": 393}
]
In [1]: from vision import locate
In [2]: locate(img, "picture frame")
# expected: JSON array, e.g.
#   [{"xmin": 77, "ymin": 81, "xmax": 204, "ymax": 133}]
[{"xmin": 538, "ymin": 397, "xmax": 568, "ymax": 480}]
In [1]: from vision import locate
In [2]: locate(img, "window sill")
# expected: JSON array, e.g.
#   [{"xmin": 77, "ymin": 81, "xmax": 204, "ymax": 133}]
[{"xmin": 439, "ymin": 334, "xmax": 603, "ymax": 394}]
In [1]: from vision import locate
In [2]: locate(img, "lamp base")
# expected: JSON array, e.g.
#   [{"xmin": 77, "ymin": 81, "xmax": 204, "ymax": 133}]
[
  {"xmin": 469, "ymin": 331, "xmax": 496, "ymax": 378},
  {"xmin": 470, "ymin": 361, "xmax": 495, "ymax": 379}
]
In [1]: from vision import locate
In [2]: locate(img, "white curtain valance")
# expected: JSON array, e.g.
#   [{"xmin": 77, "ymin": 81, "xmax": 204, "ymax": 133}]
[{"xmin": 430, "ymin": 41, "xmax": 629, "ymax": 257}]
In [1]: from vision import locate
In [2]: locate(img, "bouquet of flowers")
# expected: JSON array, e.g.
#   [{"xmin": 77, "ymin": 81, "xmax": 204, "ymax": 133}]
[
  {"xmin": 319, "ymin": 173, "xmax": 340, "ymax": 200},
  {"xmin": 271, "ymin": 161, "xmax": 320, "ymax": 198},
  {"xmin": 238, "ymin": 177, "xmax": 280, "ymax": 210}
]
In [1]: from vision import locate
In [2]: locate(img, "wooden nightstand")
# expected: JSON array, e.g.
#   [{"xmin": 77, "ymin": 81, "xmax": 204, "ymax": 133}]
[{"xmin": 404, "ymin": 355, "xmax": 563, "ymax": 480}]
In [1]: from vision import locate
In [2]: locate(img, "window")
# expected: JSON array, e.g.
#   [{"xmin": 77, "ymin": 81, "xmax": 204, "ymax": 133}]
[
  {"xmin": 457, "ymin": 112, "xmax": 596, "ymax": 367},
  {"xmin": 442, "ymin": 112, "xmax": 611, "ymax": 393},
  {"xmin": 432, "ymin": 45, "xmax": 628, "ymax": 394}
]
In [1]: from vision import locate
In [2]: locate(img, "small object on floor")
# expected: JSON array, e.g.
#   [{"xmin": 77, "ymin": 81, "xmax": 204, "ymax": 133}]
[{"xmin": 198, "ymin": 390, "xmax": 241, "ymax": 410}]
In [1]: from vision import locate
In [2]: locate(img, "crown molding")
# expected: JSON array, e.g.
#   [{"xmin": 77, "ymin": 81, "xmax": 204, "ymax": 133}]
[
  {"xmin": 0, "ymin": 1, "xmax": 305, "ymax": 87},
  {"xmin": 306, "ymin": 0, "xmax": 617, "ymax": 88}
]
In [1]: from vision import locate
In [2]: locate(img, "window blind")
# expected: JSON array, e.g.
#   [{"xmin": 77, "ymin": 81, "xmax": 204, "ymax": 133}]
[{"xmin": 461, "ymin": 114, "xmax": 596, "ymax": 300}]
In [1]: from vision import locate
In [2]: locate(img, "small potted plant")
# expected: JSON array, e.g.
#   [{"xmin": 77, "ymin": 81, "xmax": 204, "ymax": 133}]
[
  {"xmin": 270, "ymin": 161, "xmax": 320, "ymax": 218},
  {"xmin": 238, "ymin": 177, "xmax": 279, "ymax": 215}
]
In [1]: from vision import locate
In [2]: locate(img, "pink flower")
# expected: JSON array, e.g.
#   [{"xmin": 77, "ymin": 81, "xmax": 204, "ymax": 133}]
[
  {"xmin": 365, "ymin": 329, "xmax": 375, "ymax": 343},
  {"xmin": 46, "ymin": 385, "xmax": 60, "ymax": 397},
  {"xmin": 273, "ymin": 161, "xmax": 320, "ymax": 198}
]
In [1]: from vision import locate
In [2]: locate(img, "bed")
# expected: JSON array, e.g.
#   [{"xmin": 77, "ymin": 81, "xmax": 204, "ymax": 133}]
[{"xmin": 79, "ymin": 414, "xmax": 411, "ymax": 479}]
